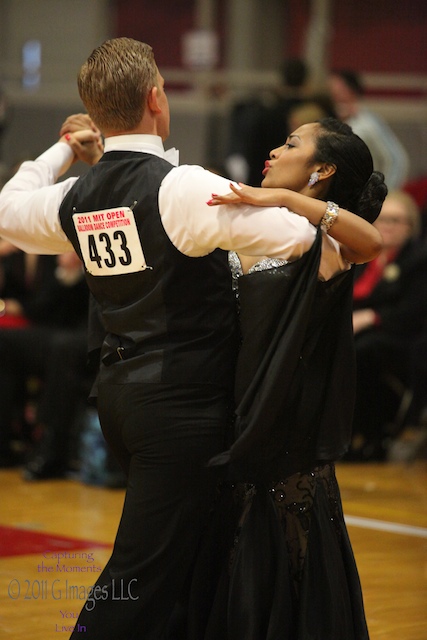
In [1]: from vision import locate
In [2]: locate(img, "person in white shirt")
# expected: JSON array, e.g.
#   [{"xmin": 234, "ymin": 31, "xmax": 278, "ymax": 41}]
[
  {"xmin": 0, "ymin": 38, "xmax": 381, "ymax": 640},
  {"xmin": 328, "ymin": 69, "xmax": 410, "ymax": 190}
]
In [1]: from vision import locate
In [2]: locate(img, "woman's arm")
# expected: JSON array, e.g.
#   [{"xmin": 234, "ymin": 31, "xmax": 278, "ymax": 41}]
[{"xmin": 208, "ymin": 184, "xmax": 383, "ymax": 264}]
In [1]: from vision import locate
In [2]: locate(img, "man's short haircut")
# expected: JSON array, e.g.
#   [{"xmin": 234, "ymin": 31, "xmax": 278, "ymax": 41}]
[{"xmin": 78, "ymin": 38, "xmax": 158, "ymax": 133}]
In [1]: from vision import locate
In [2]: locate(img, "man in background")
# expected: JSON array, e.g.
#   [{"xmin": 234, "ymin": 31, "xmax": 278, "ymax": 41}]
[{"xmin": 328, "ymin": 69, "xmax": 409, "ymax": 190}]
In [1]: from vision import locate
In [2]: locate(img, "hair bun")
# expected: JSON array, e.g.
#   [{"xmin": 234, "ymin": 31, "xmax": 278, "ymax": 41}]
[{"xmin": 357, "ymin": 171, "xmax": 388, "ymax": 223}]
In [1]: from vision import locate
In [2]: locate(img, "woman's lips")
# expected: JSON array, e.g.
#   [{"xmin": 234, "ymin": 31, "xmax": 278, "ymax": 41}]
[{"xmin": 262, "ymin": 161, "xmax": 270, "ymax": 176}]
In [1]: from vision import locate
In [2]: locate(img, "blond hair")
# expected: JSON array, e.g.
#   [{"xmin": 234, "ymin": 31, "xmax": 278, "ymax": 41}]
[
  {"xmin": 78, "ymin": 38, "xmax": 158, "ymax": 133},
  {"xmin": 288, "ymin": 102, "xmax": 329, "ymax": 131},
  {"xmin": 384, "ymin": 190, "xmax": 421, "ymax": 238}
]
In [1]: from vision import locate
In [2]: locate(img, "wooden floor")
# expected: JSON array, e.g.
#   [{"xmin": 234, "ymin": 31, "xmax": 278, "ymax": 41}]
[{"xmin": 0, "ymin": 461, "xmax": 426, "ymax": 639}]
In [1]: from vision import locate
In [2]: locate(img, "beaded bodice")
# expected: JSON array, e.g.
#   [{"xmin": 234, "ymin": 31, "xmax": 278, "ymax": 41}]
[{"xmin": 229, "ymin": 251, "xmax": 288, "ymax": 283}]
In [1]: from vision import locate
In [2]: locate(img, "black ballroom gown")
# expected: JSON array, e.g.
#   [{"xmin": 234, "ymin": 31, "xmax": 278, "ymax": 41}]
[{"xmin": 182, "ymin": 229, "xmax": 370, "ymax": 640}]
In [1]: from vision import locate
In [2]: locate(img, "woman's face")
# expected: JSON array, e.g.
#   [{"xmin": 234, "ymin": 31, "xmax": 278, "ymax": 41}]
[
  {"xmin": 374, "ymin": 197, "xmax": 413, "ymax": 250},
  {"xmin": 261, "ymin": 122, "xmax": 321, "ymax": 194}
]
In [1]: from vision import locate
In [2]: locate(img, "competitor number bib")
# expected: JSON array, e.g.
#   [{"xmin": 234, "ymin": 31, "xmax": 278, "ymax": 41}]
[{"xmin": 73, "ymin": 207, "xmax": 149, "ymax": 276}]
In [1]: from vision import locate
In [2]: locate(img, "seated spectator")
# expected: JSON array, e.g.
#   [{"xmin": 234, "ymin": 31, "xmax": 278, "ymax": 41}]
[
  {"xmin": 0, "ymin": 249, "xmax": 90, "ymax": 468},
  {"xmin": 404, "ymin": 173, "xmax": 427, "ymax": 238},
  {"xmin": 23, "ymin": 297, "xmax": 125, "ymax": 485},
  {"xmin": 328, "ymin": 69, "xmax": 410, "ymax": 190},
  {"xmin": 406, "ymin": 318, "xmax": 427, "ymax": 430},
  {"xmin": 0, "ymin": 240, "xmax": 35, "ymax": 329},
  {"xmin": 347, "ymin": 190, "xmax": 427, "ymax": 460},
  {"xmin": 0, "ymin": 247, "xmax": 54, "ymax": 464},
  {"xmin": 22, "ymin": 326, "xmax": 92, "ymax": 480}
]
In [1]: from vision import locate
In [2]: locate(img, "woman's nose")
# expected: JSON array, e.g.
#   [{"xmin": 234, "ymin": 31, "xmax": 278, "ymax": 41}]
[{"xmin": 270, "ymin": 145, "xmax": 283, "ymax": 159}]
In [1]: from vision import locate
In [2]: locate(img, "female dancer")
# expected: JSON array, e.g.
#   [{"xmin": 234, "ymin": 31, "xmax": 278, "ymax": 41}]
[{"xmin": 185, "ymin": 118, "xmax": 387, "ymax": 640}]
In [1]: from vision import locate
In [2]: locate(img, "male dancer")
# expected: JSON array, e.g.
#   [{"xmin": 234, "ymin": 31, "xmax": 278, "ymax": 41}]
[{"xmin": 0, "ymin": 38, "xmax": 352, "ymax": 639}]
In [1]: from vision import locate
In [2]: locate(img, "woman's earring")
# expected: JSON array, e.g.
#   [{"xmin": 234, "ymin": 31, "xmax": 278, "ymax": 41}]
[{"xmin": 308, "ymin": 171, "xmax": 319, "ymax": 187}]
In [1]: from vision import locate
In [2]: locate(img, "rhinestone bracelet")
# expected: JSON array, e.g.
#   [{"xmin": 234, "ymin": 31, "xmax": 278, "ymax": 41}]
[{"xmin": 320, "ymin": 201, "xmax": 339, "ymax": 231}]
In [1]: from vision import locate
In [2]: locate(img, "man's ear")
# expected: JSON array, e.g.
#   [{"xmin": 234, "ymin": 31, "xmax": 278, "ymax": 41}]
[
  {"xmin": 318, "ymin": 162, "xmax": 337, "ymax": 181},
  {"xmin": 147, "ymin": 86, "xmax": 161, "ymax": 114}
]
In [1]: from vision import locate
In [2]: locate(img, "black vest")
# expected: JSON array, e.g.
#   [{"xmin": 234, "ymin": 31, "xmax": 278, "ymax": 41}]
[{"xmin": 59, "ymin": 151, "xmax": 238, "ymax": 388}]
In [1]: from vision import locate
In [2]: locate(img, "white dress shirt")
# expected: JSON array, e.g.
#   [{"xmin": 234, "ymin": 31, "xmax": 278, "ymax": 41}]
[{"xmin": 0, "ymin": 134, "xmax": 346, "ymax": 280}]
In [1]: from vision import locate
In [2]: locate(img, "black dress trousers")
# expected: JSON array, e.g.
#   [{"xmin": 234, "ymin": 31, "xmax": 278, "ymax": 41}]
[{"xmin": 70, "ymin": 381, "xmax": 231, "ymax": 640}]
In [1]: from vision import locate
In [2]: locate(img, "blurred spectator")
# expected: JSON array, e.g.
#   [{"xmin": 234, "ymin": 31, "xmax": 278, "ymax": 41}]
[
  {"xmin": 328, "ymin": 69, "xmax": 410, "ymax": 190},
  {"xmin": 224, "ymin": 58, "xmax": 310, "ymax": 186},
  {"xmin": 404, "ymin": 173, "xmax": 427, "ymax": 237},
  {"xmin": 23, "ymin": 326, "xmax": 91, "ymax": 479},
  {"xmin": 23, "ymin": 289, "xmax": 124, "ymax": 485},
  {"xmin": 347, "ymin": 190, "xmax": 427, "ymax": 461},
  {"xmin": 287, "ymin": 94, "xmax": 337, "ymax": 132},
  {"xmin": 406, "ymin": 319, "xmax": 427, "ymax": 429},
  {"xmin": 0, "ymin": 240, "xmax": 32, "ymax": 329},
  {"xmin": 0, "ymin": 249, "xmax": 90, "ymax": 469}
]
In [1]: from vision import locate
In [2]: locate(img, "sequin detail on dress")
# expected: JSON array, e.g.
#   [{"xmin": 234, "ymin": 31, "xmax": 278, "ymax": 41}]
[
  {"xmin": 230, "ymin": 463, "xmax": 341, "ymax": 597},
  {"xmin": 229, "ymin": 251, "xmax": 288, "ymax": 280}
]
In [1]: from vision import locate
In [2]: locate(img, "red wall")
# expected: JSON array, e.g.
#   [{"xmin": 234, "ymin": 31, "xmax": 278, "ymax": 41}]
[
  {"xmin": 113, "ymin": 0, "xmax": 227, "ymax": 69},
  {"xmin": 113, "ymin": 0, "xmax": 427, "ymax": 76},
  {"xmin": 114, "ymin": 0, "xmax": 194, "ymax": 68},
  {"xmin": 286, "ymin": 0, "xmax": 427, "ymax": 74}
]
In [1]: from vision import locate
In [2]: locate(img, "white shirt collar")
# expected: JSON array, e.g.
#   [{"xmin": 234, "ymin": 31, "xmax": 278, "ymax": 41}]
[{"xmin": 104, "ymin": 134, "xmax": 179, "ymax": 166}]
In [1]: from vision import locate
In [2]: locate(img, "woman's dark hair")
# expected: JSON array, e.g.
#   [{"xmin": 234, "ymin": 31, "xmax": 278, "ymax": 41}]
[{"xmin": 312, "ymin": 117, "xmax": 387, "ymax": 222}]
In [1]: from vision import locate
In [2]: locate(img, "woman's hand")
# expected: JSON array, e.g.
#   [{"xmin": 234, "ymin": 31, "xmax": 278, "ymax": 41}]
[
  {"xmin": 59, "ymin": 113, "xmax": 104, "ymax": 167},
  {"xmin": 59, "ymin": 113, "xmax": 100, "ymax": 137},
  {"xmin": 208, "ymin": 183, "xmax": 291, "ymax": 207},
  {"xmin": 60, "ymin": 129, "xmax": 104, "ymax": 166}
]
